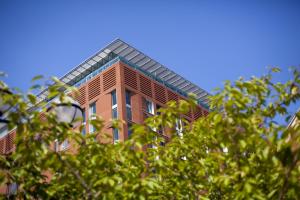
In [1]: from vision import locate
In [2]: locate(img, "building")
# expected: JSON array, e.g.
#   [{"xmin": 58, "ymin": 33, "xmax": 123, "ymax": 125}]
[
  {"xmin": 0, "ymin": 38, "xmax": 210, "ymax": 151},
  {"xmin": 0, "ymin": 39, "xmax": 210, "ymax": 193},
  {"xmin": 0, "ymin": 38, "xmax": 210, "ymax": 150},
  {"xmin": 0, "ymin": 39, "xmax": 209, "ymax": 193}
]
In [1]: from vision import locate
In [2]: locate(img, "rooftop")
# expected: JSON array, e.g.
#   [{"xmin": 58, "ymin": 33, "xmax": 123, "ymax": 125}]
[{"xmin": 37, "ymin": 39, "xmax": 210, "ymax": 108}]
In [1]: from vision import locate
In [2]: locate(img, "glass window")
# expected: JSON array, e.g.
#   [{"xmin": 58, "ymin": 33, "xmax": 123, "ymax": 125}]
[
  {"xmin": 112, "ymin": 90, "xmax": 117, "ymax": 106},
  {"xmin": 156, "ymin": 104, "xmax": 162, "ymax": 115},
  {"xmin": 61, "ymin": 140, "xmax": 69, "ymax": 150},
  {"xmin": 125, "ymin": 90, "xmax": 132, "ymax": 121},
  {"xmin": 145, "ymin": 99, "xmax": 154, "ymax": 115},
  {"xmin": 82, "ymin": 109, "xmax": 86, "ymax": 123},
  {"xmin": 54, "ymin": 139, "xmax": 59, "ymax": 152},
  {"xmin": 0, "ymin": 125, "xmax": 8, "ymax": 138},
  {"xmin": 128, "ymin": 123, "xmax": 132, "ymax": 138},
  {"xmin": 82, "ymin": 128, "xmax": 86, "ymax": 136},
  {"xmin": 112, "ymin": 107, "xmax": 118, "ymax": 119},
  {"xmin": 126, "ymin": 106, "xmax": 132, "ymax": 121},
  {"xmin": 113, "ymin": 128, "xmax": 119, "ymax": 143},
  {"xmin": 111, "ymin": 90, "xmax": 118, "ymax": 119},
  {"xmin": 82, "ymin": 109, "xmax": 86, "ymax": 135},
  {"xmin": 89, "ymin": 102, "xmax": 96, "ymax": 133},
  {"xmin": 125, "ymin": 90, "xmax": 131, "ymax": 105},
  {"xmin": 175, "ymin": 118, "xmax": 183, "ymax": 138},
  {"xmin": 89, "ymin": 102, "xmax": 96, "ymax": 116}
]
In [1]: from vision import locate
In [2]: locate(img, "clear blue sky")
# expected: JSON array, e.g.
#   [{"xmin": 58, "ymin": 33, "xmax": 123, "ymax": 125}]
[{"xmin": 0, "ymin": 0, "xmax": 300, "ymax": 121}]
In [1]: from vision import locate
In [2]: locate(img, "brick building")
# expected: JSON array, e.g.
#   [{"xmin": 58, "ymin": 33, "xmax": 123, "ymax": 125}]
[{"xmin": 0, "ymin": 39, "xmax": 210, "ymax": 194}]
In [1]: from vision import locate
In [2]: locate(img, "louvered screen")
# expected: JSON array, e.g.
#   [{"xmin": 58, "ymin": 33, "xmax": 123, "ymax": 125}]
[
  {"xmin": 5, "ymin": 131, "xmax": 15, "ymax": 153},
  {"xmin": 88, "ymin": 77, "xmax": 101, "ymax": 100},
  {"xmin": 75, "ymin": 86, "xmax": 86, "ymax": 105},
  {"xmin": 193, "ymin": 107, "xmax": 203, "ymax": 120},
  {"xmin": 167, "ymin": 90, "xmax": 178, "ymax": 102},
  {"xmin": 124, "ymin": 66, "xmax": 137, "ymax": 90},
  {"xmin": 103, "ymin": 67, "xmax": 116, "ymax": 91},
  {"xmin": 139, "ymin": 75, "xmax": 152, "ymax": 97},
  {"xmin": 39, "ymin": 113, "xmax": 47, "ymax": 121},
  {"xmin": 203, "ymin": 110, "xmax": 209, "ymax": 117},
  {"xmin": 154, "ymin": 83, "xmax": 166, "ymax": 104},
  {"xmin": 0, "ymin": 138, "xmax": 5, "ymax": 154},
  {"xmin": 185, "ymin": 110, "xmax": 193, "ymax": 119}
]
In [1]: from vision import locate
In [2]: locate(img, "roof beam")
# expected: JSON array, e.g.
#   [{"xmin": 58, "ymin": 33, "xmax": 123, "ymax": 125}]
[
  {"xmin": 159, "ymin": 70, "xmax": 172, "ymax": 79},
  {"xmin": 119, "ymin": 47, "xmax": 134, "ymax": 57},
  {"xmin": 172, "ymin": 79, "xmax": 186, "ymax": 88},
  {"xmin": 136, "ymin": 57, "xmax": 151, "ymax": 66},
  {"xmin": 168, "ymin": 76, "xmax": 181, "ymax": 85},
  {"xmin": 107, "ymin": 40, "xmax": 124, "ymax": 52},
  {"xmin": 131, "ymin": 54, "xmax": 146, "ymax": 64},
  {"xmin": 113, "ymin": 44, "xmax": 129, "ymax": 54},
  {"xmin": 142, "ymin": 61, "xmax": 157, "ymax": 71}
]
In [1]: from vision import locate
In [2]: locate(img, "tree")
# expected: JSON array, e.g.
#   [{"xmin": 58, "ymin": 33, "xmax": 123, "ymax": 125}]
[{"xmin": 0, "ymin": 68, "xmax": 299, "ymax": 199}]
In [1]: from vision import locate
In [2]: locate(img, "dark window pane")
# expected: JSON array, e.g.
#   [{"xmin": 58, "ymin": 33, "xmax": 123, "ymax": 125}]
[
  {"xmin": 82, "ymin": 127, "xmax": 86, "ymax": 136},
  {"xmin": 128, "ymin": 123, "xmax": 132, "ymax": 138},
  {"xmin": 112, "ymin": 107, "xmax": 118, "ymax": 119},
  {"xmin": 126, "ymin": 106, "xmax": 132, "ymax": 121},
  {"xmin": 112, "ymin": 90, "xmax": 117, "ymax": 106},
  {"xmin": 82, "ymin": 109, "xmax": 86, "ymax": 123},
  {"xmin": 113, "ymin": 128, "xmax": 119, "ymax": 141},
  {"xmin": 125, "ymin": 90, "xmax": 131, "ymax": 105}
]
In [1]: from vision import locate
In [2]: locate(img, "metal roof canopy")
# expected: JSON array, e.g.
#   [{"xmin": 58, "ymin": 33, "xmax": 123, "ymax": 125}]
[{"xmin": 37, "ymin": 38, "xmax": 210, "ymax": 107}]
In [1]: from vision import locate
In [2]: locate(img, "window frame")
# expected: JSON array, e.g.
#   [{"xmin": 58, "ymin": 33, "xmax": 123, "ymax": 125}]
[{"xmin": 89, "ymin": 102, "xmax": 97, "ymax": 133}]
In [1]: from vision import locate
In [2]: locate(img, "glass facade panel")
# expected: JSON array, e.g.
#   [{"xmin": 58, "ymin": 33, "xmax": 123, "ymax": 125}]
[
  {"xmin": 113, "ymin": 128, "xmax": 119, "ymax": 143},
  {"xmin": 112, "ymin": 90, "xmax": 117, "ymax": 106},
  {"xmin": 125, "ymin": 90, "xmax": 132, "ymax": 121},
  {"xmin": 112, "ymin": 107, "xmax": 118, "ymax": 119},
  {"xmin": 89, "ymin": 102, "xmax": 96, "ymax": 133},
  {"xmin": 128, "ymin": 123, "xmax": 132, "ymax": 138},
  {"xmin": 145, "ymin": 99, "xmax": 154, "ymax": 115},
  {"xmin": 82, "ymin": 109, "xmax": 86, "ymax": 135},
  {"xmin": 61, "ymin": 140, "xmax": 69, "ymax": 150},
  {"xmin": 125, "ymin": 90, "xmax": 131, "ymax": 105},
  {"xmin": 126, "ymin": 106, "xmax": 132, "ymax": 121},
  {"xmin": 111, "ymin": 90, "xmax": 118, "ymax": 119}
]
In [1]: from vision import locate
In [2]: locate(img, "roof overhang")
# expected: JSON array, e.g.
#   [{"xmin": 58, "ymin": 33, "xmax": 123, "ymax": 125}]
[{"xmin": 37, "ymin": 39, "xmax": 210, "ymax": 107}]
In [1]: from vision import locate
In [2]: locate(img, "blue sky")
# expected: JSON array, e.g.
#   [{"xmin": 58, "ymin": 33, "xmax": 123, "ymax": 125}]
[{"xmin": 0, "ymin": 0, "xmax": 300, "ymax": 121}]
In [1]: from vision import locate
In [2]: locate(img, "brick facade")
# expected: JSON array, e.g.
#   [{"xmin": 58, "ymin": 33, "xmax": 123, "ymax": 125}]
[{"xmin": 0, "ymin": 60, "xmax": 209, "ymax": 194}]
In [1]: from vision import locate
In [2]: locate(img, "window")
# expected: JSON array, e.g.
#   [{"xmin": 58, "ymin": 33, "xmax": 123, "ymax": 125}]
[
  {"xmin": 175, "ymin": 118, "xmax": 183, "ymax": 138},
  {"xmin": 111, "ymin": 90, "xmax": 118, "ymax": 119},
  {"xmin": 89, "ymin": 102, "xmax": 96, "ymax": 133},
  {"xmin": 113, "ymin": 128, "xmax": 119, "ymax": 144},
  {"xmin": 61, "ymin": 140, "xmax": 69, "ymax": 150},
  {"xmin": 0, "ymin": 125, "xmax": 8, "ymax": 138},
  {"xmin": 127, "ymin": 123, "xmax": 133, "ymax": 138},
  {"xmin": 156, "ymin": 104, "xmax": 161, "ymax": 115},
  {"xmin": 8, "ymin": 183, "xmax": 17, "ymax": 195},
  {"xmin": 54, "ymin": 139, "xmax": 69, "ymax": 151},
  {"xmin": 54, "ymin": 139, "xmax": 59, "ymax": 152},
  {"xmin": 145, "ymin": 99, "xmax": 154, "ymax": 115},
  {"xmin": 82, "ymin": 109, "xmax": 86, "ymax": 136},
  {"xmin": 156, "ymin": 105, "xmax": 163, "ymax": 134},
  {"xmin": 125, "ymin": 90, "xmax": 132, "ymax": 121}
]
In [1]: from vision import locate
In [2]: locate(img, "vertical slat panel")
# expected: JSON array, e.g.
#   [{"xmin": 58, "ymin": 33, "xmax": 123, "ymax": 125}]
[
  {"xmin": 139, "ymin": 75, "xmax": 152, "ymax": 97},
  {"xmin": 154, "ymin": 83, "xmax": 167, "ymax": 104},
  {"xmin": 88, "ymin": 76, "xmax": 101, "ymax": 100},
  {"xmin": 103, "ymin": 67, "xmax": 116, "ymax": 91},
  {"xmin": 124, "ymin": 66, "xmax": 138, "ymax": 90}
]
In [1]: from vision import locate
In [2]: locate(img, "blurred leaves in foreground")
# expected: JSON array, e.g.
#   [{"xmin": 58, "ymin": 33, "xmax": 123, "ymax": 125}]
[{"xmin": 0, "ymin": 68, "xmax": 299, "ymax": 199}]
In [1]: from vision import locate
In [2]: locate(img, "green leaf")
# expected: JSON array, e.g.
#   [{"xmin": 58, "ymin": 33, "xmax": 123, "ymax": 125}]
[
  {"xmin": 271, "ymin": 67, "xmax": 281, "ymax": 73},
  {"xmin": 27, "ymin": 93, "xmax": 37, "ymax": 104},
  {"xmin": 31, "ymin": 75, "xmax": 44, "ymax": 82}
]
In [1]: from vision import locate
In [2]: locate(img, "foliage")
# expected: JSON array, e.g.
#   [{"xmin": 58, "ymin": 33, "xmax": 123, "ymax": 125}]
[{"xmin": 0, "ymin": 68, "xmax": 300, "ymax": 199}]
